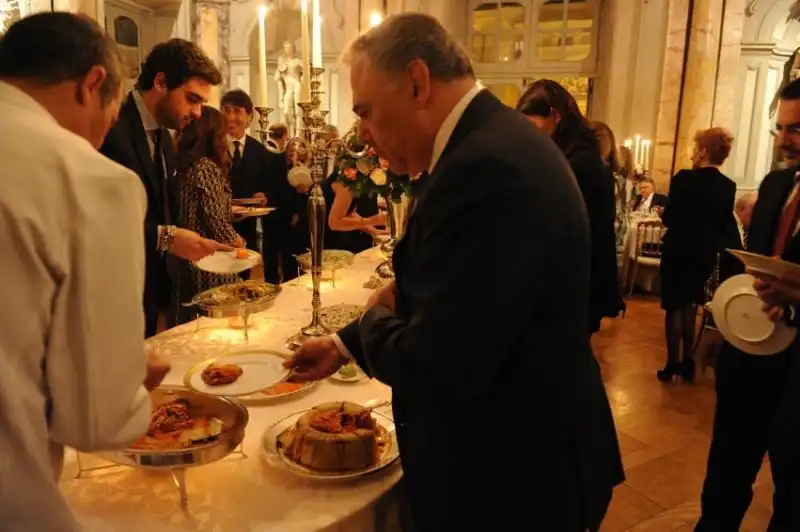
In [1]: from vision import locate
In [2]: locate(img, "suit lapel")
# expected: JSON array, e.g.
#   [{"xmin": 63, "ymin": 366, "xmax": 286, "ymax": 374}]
[{"xmin": 122, "ymin": 95, "xmax": 162, "ymax": 209}]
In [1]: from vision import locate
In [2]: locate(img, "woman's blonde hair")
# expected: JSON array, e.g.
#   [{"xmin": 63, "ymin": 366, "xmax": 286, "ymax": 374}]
[
  {"xmin": 694, "ymin": 127, "xmax": 734, "ymax": 165},
  {"xmin": 591, "ymin": 121, "xmax": 621, "ymax": 173}
]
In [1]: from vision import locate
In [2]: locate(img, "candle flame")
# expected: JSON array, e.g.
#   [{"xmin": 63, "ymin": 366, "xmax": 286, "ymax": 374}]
[
  {"xmin": 369, "ymin": 11, "xmax": 383, "ymax": 28},
  {"xmin": 257, "ymin": 4, "xmax": 267, "ymax": 19}
]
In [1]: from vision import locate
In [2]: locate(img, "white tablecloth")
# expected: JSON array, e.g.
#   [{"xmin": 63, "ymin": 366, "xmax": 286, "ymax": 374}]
[
  {"xmin": 622, "ymin": 216, "xmax": 663, "ymax": 292},
  {"xmin": 59, "ymin": 248, "xmax": 402, "ymax": 532}
]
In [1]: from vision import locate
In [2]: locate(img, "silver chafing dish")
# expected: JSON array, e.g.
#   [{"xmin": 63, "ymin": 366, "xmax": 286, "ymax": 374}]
[
  {"xmin": 96, "ymin": 386, "xmax": 249, "ymax": 509},
  {"xmin": 183, "ymin": 280, "xmax": 282, "ymax": 340}
]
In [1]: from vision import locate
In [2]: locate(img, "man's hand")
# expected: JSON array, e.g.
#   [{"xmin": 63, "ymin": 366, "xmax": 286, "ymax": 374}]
[
  {"xmin": 171, "ymin": 228, "xmax": 233, "ymax": 261},
  {"xmin": 282, "ymin": 336, "xmax": 348, "ymax": 381},
  {"xmin": 143, "ymin": 350, "xmax": 171, "ymax": 391},
  {"xmin": 750, "ymin": 269, "xmax": 800, "ymax": 322},
  {"xmin": 366, "ymin": 280, "xmax": 396, "ymax": 312},
  {"xmin": 253, "ymin": 192, "xmax": 267, "ymax": 206}
]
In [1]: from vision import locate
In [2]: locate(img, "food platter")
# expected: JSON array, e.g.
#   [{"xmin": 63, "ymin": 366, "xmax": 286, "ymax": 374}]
[
  {"xmin": 101, "ymin": 386, "xmax": 248, "ymax": 470},
  {"xmin": 184, "ymin": 351, "xmax": 291, "ymax": 397},
  {"xmin": 261, "ymin": 403, "xmax": 399, "ymax": 480},
  {"xmin": 296, "ymin": 249, "xmax": 355, "ymax": 273},
  {"xmin": 319, "ymin": 303, "xmax": 363, "ymax": 331},
  {"xmin": 184, "ymin": 279, "xmax": 281, "ymax": 319}
]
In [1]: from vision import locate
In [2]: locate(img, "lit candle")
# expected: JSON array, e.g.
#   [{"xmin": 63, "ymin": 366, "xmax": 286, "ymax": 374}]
[
  {"xmin": 634, "ymin": 135, "xmax": 641, "ymax": 166},
  {"xmin": 312, "ymin": 0, "xmax": 322, "ymax": 68},
  {"xmin": 300, "ymin": 0, "xmax": 312, "ymax": 101},
  {"xmin": 623, "ymin": 139, "xmax": 632, "ymax": 149},
  {"xmin": 369, "ymin": 11, "xmax": 383, "ymax": 28},
  {"xmin": 257, "ymin": 5, "xmax": 268, "ymax": 107},
  {"xmin": 642, "ymin": 140, "xmax": 651, "ymax": 170}
]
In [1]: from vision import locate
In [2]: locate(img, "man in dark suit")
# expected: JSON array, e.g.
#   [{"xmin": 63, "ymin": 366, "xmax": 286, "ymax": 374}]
[
  {"xmin": 220, "ymin": 89, "xmax": 297, "ymax": 283},
  {"xmin": 696, "ymin": 79, "xmax": 800, "ymax": 531},
  {"xmin": 100, "ymin": 39, "xmax": 229, "ymax": 337},
  {"xmin": 284, "ymin": 13, "xmax": 623, "ymax": 532},
  {"xmin": 631, "ymin": 178, "xmax": 668, "ymax": 213}
]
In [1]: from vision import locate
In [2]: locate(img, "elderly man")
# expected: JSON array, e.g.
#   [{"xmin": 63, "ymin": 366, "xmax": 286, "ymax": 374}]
[
  {"xmin": 0, "ymin": 13, "xmax": 168, "ymax": 531},
  {"xmin": 285, "ymin": 13, "xmax": 623, "ymax": 531}
]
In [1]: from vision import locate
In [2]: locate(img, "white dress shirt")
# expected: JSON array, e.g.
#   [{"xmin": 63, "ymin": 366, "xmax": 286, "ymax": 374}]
[
  {"xmin": 228, "ymin": 132, "xmax": 247, "ymax": 158},
  {"xmin": 332, "ymin": 85, "xmax": 484, "ymax": 358},
  {"xmin": 0, "ymin": 82, "xmax": 151, "ymax": 531},
  {"xmin": 635, "ymin": 193, "xmax": 654, "ymax": 212}
]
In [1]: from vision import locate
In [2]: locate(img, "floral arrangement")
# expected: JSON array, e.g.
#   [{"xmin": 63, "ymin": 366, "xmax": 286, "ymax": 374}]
[{"xmin": 333, "ymin": 130, "xmax": 415, "ymax": 202}]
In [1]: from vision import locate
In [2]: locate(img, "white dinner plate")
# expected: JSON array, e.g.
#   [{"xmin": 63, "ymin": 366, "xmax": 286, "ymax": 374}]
[
  {"xmin": 232, "ymin": 207, "xmax": 276, "ymax": 219},
  {"xmin": 727, "ymin": 249, "xmax": 800, "ymax": 279},
  {"xmin": 194, "ymin": 249, "xmax": 261, "ymax": 274},
  {"xmin": 287, "ymin": 165, "xmax": 313, "ymax": 188},
  {"xmin": 711, "ymin": 273, "xmax": 797, "ymax": 356},
  {"xmin": 184, "ymin": 351, "xmax": 291, "ymax": 397}
]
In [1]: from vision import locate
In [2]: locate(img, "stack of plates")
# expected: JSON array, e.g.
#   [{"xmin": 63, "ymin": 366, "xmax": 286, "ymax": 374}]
[{"xmin": 711, "ymin": 253, "xmax": 799, "ymax": 355}]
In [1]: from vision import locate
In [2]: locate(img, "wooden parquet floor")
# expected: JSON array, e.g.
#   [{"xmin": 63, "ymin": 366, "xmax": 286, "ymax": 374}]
[{"xmin": 596, "ymin": 297, "xmax": 774, "ymax": 531}]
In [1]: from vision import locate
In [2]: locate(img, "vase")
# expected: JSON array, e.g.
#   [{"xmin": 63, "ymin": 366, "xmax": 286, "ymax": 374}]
[{"xmin": 376, "ymin": 194, "xmax": 413, "ymax": 278}]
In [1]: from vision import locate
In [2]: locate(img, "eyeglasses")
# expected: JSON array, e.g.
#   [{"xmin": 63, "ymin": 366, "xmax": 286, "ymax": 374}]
[{"xmin": 770, "ymin": 123, "xmax": 800, "ymax": 137}]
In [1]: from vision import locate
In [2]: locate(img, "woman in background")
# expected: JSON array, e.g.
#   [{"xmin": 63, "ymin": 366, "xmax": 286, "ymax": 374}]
[
  {"xmin": 658, "ymin": 127, "xmax": 736, "ymax": 383},
  {"xmin": 173, "ymin": 106, "xmax": 244, "ymax": 324},
  {"xmin": 517, "ymin": 80, "xmax": 624, "ymax": 334}
]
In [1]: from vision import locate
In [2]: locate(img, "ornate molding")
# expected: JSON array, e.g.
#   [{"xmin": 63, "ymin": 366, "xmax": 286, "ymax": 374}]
[{"xmin": 745, "ymin": 0, "xmax": 761, "ymax": 17}]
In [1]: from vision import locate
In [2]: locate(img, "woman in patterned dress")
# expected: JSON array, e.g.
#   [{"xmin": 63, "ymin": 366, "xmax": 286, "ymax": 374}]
[{"xmin": 173, "ymin": 106, "xmax": 245, "ymax": 324}]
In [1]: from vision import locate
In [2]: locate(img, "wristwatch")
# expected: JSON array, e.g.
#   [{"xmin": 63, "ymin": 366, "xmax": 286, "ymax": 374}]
[{"xmin": 158, "ymin": 225, "xmax": 177, "ymax": 253}]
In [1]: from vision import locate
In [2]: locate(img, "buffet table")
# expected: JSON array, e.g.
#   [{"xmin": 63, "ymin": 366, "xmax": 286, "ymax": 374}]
[{"xmin": 59, "ymin": 248, "xmax": 402, "ymax": 532}]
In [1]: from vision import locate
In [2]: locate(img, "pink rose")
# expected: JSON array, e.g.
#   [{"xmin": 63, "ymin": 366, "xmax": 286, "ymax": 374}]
[
  {"xmin": 343, "ymin": 167, "xmax": 357, "ymax": 180},
  {"xmin": 379, "ymin": 158, "xmax": 389, "ymax": 171}
]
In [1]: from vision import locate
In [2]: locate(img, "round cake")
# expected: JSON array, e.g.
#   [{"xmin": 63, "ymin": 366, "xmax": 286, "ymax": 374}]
[{"xmin": 283, "ymin": 401, "xmax": 379, "ymax": 471}]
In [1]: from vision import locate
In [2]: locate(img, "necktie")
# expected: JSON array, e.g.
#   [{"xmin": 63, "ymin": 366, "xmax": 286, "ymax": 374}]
[
  {"xmin": 232, "ymin": 140, "xmax": 243, "ymax": 170},
  {"xmin": 773, "ymin": 174, "xmax": 800, "ymax": 256},
  {"xmin": 151, "ymin": 128, "xmax": 172, "ymax": 225}
]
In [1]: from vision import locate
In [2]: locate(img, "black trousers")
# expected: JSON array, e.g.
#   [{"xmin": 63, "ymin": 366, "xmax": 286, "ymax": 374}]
[{"xmin": 696, "ymin": 347, "xmax": 794, "ymax": 531}]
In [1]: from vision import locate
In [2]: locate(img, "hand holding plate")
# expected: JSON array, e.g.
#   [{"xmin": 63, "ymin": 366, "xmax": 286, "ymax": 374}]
[{"xmin": 283, "ymin": 336, "xmax": 347, "ymax": 381}]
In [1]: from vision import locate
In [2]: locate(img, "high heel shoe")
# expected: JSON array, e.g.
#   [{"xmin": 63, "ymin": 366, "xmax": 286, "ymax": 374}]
[
  {"xmin": 656, "ymin": 363, "xmax": 681, "ymax": 383},
  {"xmin": 681, "ymin": 358, "xmax": 695, "ymax": 383}
]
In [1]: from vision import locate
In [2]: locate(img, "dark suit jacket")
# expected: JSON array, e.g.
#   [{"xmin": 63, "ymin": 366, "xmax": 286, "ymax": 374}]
[
  {"xmin": 338, "ymin": 90, "xmax": 623, "ymax": 531},
  {"xmin": 100, "ymin": 93, "xmax": 177, "ymax": 314},
  {"xmin": 632, "ymin": 192, "xmax": 668, "ymax": 212},
  {"xmin": 567, "ymin": 144, "xmax": 624, "ymax": 329}
]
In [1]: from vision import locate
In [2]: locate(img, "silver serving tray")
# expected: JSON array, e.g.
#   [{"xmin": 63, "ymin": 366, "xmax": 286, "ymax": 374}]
[
  {"xmin": 295, "ymin": 249, "xmax": 355, "ymax": 272},
  {"xmin": 101, "ymin": 386, "xmax": 249, "ymax": 469},
  {"xmin": 184, "ymin": 280, "xmax": 282, "ymax": 318}
]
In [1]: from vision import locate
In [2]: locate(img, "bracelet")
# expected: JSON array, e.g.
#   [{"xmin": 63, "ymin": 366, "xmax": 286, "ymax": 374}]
[{"xmin": 158, "ymin": 225, "xmax": 177, "ymax": 253}]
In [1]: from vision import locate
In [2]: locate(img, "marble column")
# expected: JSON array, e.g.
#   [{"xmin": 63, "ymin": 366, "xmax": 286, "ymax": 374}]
[
  {"xmin": 673, "ymin": 0, "xmax": 724, "ymax": 173},
  {"xmin": 651, "ymin": 0, "xmax": 691, "ymax": 191},
  {"xmin": 711, "ymin": 0, "xmax": 746, "ymax": 130},
  {"xmin": 194, "ymin": 0, "xmax": 231, "ymax": 108}
]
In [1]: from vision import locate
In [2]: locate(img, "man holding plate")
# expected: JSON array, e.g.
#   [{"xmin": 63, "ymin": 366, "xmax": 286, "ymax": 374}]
[
  {"xmin": 284, "ymin": 13, "xmax": 623, "ymax": 532},
  {"xmin": 696, "ymin": 79, "xmax": 800, "ymax": 531}
]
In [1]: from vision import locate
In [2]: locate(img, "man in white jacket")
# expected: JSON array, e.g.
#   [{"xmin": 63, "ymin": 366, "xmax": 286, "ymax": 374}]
[{"xmin": 0, "ymin": 13, "xmax": 168, "ymax": 531}]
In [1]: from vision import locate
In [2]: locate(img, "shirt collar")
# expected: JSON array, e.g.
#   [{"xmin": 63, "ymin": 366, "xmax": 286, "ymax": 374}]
[
  {"xmin": 132, "ymin": 90, "xmax": 159, "ymax": 132},
  {"xmin": 428, "ymin": 85, "xmax": 483, "ymax": 174},
  {"xmin": 228, "ymin": 133, "xmax": 247, "ymax": 146}
]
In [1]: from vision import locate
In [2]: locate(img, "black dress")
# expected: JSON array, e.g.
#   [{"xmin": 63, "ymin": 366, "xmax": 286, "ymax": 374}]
[
  {"xmin": 659, "ymin": 167, "xmax": 737, "ymax": 311},
  {"xmin": 321, "ymin": 171, "xmax": 378, "ymax": 253},
  {"xmin": 567, "ymin": 144, "xmax": 625, "ymax": 333}
]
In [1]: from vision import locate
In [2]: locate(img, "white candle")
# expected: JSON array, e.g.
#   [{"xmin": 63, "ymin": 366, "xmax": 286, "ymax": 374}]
[
  {"xmin": 312, "ymin": 0, "xmax": 322, "ymax": 68},
  {"xmin": 257, "ymin": 5, "xmax": 268, "ymax": 107},
  {"xmin": 642, "ymin": 140, "xmax": 651, "ymax": 170},
  {"xmin": 300, "ymin": 0, "xmax": 312, "ymax": 101},
  {"xmin": 623, "ymin": 139, "xmax": 632, "ymax": 149},
  {"xmin": 634, "ymin": 135, "xmax": 641, "ymax": 166}
]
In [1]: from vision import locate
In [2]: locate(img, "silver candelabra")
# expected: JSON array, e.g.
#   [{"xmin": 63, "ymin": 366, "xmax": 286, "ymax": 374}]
[{"xmin": 255, "ymin": 67, "xmax": 367, "ymax": 350}]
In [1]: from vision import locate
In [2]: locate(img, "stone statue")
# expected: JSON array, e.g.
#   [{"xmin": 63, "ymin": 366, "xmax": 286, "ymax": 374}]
[{"xmin": 275, "ymin": 40, "xmax": 304, "ymax": 137}]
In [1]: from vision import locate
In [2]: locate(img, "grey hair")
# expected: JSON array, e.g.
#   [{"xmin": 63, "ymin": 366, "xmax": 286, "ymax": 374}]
[
  {"xmin": 735, "ymin": 192, "xmax": 757, "ymax": 211},
  {"xmin": 341, "ymin": 12, "xmax": 474, "ymax": 81}
]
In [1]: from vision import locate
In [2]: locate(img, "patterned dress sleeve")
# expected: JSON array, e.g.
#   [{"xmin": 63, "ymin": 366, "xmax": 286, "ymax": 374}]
[{"xmin": 194, "ymin": 158, "xmax": 240, "ymax": 246}]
